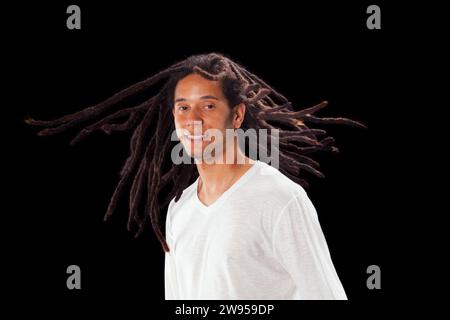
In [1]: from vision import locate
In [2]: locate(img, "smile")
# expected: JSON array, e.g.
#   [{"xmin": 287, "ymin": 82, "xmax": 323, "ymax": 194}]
[{"xmin": 185, "ymin": 134, "xmax": 207, "ymax": 141}]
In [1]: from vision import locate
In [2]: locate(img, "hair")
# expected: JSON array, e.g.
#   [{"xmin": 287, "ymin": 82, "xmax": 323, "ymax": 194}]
[{"xmin": 25, "ymin": 52, "xmax": 366, "ymax": 252}]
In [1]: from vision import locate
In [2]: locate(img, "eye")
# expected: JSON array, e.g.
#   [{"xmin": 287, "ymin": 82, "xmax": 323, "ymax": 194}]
[
  {"xmin": 177, "ymin": 105, "xmax": 189, "ymax": 111},
  {"xmin": 204, "ymin": 104, "xmax": 215, "ymax": 110}
]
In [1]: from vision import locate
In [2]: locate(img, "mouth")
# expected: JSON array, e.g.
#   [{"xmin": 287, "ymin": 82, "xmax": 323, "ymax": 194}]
[{"xmin": 184, "ymin": 134, "xmax": 208, "ymax": 141}]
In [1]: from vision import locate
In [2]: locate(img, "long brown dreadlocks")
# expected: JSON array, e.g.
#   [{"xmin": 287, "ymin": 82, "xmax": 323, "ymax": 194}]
[{"xmin": 25, "ymin": 53, "xmax": 366, "ymax": 252}]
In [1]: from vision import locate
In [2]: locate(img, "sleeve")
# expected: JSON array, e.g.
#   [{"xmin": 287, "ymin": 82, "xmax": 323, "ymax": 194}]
[
  {"xmin": 272, "ymin": 191, "xmax": 348, "ymax": 300},
  {"xmin": 164, "ymin": 201, "xmax": 177, "ymax": 300},
  {"xmin": 164, "ymin": 251, "xmax": 176, "ymax": 300}
]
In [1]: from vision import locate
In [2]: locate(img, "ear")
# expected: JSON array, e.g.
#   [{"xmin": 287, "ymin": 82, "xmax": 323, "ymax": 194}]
[{"xmin": 232, "ymin": 103, "xmax": 246, "ymax": 129}]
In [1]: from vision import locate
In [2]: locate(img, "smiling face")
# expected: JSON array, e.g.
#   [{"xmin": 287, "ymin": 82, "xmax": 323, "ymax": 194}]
[{"xmin": 172, "ymin": 73, "xmax": 244, "ymax": 162}]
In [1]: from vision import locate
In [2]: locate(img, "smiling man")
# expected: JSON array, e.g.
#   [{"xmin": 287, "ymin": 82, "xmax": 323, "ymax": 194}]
[
  {"xmin": 165, "ymin": 61, "xmax": 348, "ymax": 300},
  {"xmin": 26, "ymin": 53, "xmax": 365, "ymax": 300}
]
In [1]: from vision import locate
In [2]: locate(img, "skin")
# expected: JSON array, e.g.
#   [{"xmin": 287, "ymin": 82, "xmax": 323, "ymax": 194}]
[{"xmin": 172, "ymin": 73, "xmax": 255, "ymax": 206}]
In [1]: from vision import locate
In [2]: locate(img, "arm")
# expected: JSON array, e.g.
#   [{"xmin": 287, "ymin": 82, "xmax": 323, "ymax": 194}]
[
  {"xmin": 164, "ymin": 203, "xmax": 176, "ymax": 300},
  {"xmin": 164, "ymin": 250, "xmax": 176, "ymax": 300},
  {"xmin": 272, "ymin": 191, "xmax": 347, "ymax": 300}
]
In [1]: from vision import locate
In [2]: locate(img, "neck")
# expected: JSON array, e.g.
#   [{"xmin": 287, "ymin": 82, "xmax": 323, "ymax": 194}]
[{"xmin": 195, "ymin": 141, "xmax": 255, "ymax": 196}]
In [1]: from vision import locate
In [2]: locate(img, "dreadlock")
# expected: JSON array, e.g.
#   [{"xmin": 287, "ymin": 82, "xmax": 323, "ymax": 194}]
[{"xmin": 25, "ymin": 53, "xmax": 366, "ymax": 252}]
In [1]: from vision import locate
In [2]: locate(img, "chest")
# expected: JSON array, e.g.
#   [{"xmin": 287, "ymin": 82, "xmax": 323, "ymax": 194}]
[{"xmin": 170, "ymin": 205, "xmax": 271, "ymax": 264}]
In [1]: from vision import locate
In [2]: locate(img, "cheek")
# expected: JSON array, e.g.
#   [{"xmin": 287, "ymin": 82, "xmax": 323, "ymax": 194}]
[
  {"xmin": 172, "ymin": 117, "xmax": 184, "ymax": 140},
  {"xmin": 173, "ymin": 114, "xmax": 182, "ymax": 128},
  {"xmin": 211, "ymin": 108, "xmax": 233, "ymax": 126}
]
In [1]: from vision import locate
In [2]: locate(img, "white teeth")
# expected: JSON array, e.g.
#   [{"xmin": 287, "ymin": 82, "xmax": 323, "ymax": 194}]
[{"xmin": 186, "ymin": 134, "xmax": 206, "ymax": 140}]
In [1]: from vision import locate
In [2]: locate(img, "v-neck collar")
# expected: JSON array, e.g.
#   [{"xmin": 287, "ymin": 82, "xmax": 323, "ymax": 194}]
[{"xmin": 193, "ymin": 160, "xmax": 260, "ymax": 213}]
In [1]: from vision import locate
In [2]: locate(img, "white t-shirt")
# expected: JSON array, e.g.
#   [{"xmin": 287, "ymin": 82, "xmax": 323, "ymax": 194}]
[{"xmin": 164, "ymin": 160, "xmax": 347, "ymax": 300}]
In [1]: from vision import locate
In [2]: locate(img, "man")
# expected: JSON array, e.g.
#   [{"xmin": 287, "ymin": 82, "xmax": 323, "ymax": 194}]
[
  {"xmin": 26, "ymin": 53, "xmax": 364, "ymax": 300},
  {"xmin": 165, "ymin": 72, "xmax": 347, "ymax": 300}
]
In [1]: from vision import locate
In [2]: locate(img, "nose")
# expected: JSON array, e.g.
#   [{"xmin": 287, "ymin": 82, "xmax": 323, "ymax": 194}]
[
  {"xmin": 185, "ymin": 108, "xmax": 203, "ymax": 128},
  {"xmin": 186, "ymin": 120, "xmax": 203, "ymax": 133}
]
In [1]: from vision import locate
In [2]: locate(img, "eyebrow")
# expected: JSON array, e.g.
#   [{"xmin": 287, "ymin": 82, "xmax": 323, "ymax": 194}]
[{"xmin": 175, "ymin": 95, "xmax": 219, "ymax": 103}]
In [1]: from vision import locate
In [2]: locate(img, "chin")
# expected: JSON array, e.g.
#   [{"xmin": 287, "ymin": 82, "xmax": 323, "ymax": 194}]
[{"xmin": 182, "ymin": 142, "xmax": 206, "ymax": 159}]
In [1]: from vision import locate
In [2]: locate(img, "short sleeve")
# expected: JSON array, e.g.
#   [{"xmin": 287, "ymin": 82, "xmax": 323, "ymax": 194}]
[{"xmin": 272, "ymin": 191, "xmax": 348, "ymax": 300}]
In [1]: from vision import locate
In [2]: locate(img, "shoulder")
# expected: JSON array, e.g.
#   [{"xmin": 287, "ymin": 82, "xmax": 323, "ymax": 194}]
[
  {"xmin": 167, "ymin": 178, "xmax": 198, "ymax": 213},
  {"xmin": 243, "ymin": 161, "xmax": 318, "ymax": 241},
  {"xmin": 248, "ymin": 161, "xmax": 309, "ymax": 210}
]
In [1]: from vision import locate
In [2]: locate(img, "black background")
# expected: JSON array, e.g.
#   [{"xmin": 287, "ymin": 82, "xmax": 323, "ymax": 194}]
[{"xmin": 6, "ymin": 1, "xmax": 399, "ymax": 317}]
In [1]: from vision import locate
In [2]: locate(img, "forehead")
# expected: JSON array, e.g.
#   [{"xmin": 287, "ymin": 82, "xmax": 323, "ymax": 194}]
[{"xmin": 174, "ymin": 73, "xmax": 225, "ymax": 100}]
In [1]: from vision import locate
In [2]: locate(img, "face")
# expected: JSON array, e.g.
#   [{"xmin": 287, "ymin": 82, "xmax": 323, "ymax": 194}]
[{"xmin": 172, "ymin": 73, "xmax": 245, "ymax": 162}]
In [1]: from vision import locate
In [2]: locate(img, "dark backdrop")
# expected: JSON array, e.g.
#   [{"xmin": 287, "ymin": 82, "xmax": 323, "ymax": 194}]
[{"xmin": 7, "ymin": 1, "xmax": 396, "ymax": 317}]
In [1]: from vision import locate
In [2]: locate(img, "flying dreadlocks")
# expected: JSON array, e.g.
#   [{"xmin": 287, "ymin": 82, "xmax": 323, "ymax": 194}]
[{"xmin": 25, "ymin": 53, "xmax": 366, "ymax": 252}]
